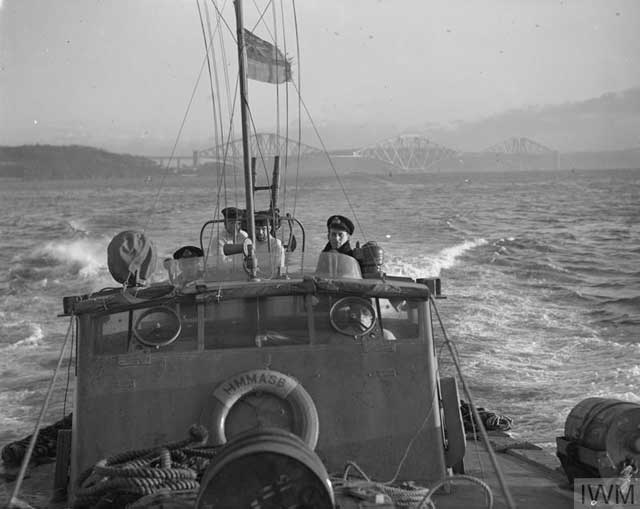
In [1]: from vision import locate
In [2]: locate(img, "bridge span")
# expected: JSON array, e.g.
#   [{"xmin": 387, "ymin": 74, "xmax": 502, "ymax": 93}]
[{"xmin": 150, "ymin": 134, "xmax": 559, "ymax": 172}]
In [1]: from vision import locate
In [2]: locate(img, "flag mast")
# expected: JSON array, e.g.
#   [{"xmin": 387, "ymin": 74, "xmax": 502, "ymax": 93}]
[{"xmin": 233, "ymin": 0, "xmax": 257, "ymax": 278}]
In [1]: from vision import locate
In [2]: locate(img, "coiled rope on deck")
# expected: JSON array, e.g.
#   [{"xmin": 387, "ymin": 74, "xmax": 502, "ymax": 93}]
[
  {"xmin": 73, "ymin": 424, "xmax": 215, "ymax": 509},
  {"xmin": 1, "ymin": 413, "xmax": 72, "ymax": 467}
]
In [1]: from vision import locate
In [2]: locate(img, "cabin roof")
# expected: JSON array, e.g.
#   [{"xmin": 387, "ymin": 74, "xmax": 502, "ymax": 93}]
[{"xmin": 63, "ymin": 276, "xmax": 433, "ymax": 316}]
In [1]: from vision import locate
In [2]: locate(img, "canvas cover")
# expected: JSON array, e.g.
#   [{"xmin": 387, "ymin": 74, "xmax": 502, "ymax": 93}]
[{"xmin": 107, "ymin": 230, "xmax": 157, "ymax": 285}]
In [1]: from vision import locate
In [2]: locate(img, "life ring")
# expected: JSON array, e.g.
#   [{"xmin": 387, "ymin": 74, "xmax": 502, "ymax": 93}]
[{"xmin": 210, "ymin": 369, "xmax": 319, "ymax": 450}]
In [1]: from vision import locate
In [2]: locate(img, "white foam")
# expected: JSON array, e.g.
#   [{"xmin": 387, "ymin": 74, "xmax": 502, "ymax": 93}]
[
  {"xmin": 4, "ymin": 323, "xmax": 44, "ymax": 350},
  {"xmin": 41, "ymin": 238, "xmax": 107, "ymax": 278},
  {"xmin": 386, "ymin": 238, "xmax": 487, "ymax": 278},
  {"xmin": 67, "ymin": 219, "xmax": 90, "ymax": 234}
]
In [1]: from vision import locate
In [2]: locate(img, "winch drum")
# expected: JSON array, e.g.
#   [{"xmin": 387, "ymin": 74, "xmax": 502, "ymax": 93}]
[
  {"xmin": 563, "ymin": 398, "xmax": 640, "ymax": 472},
  {"xmin": 196, "ymin": 428, "xmax": 334, "ymax": 508}
]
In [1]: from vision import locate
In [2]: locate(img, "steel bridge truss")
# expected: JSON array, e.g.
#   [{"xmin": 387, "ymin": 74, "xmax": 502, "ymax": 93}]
[
  {"xmin": 484, "ymin": 137, "xmax": 553, "ymax": 154},
  {"xmin": 198, "ymin": 132, "xmax": 322, "ymax": 162},
  {"xmin": 354, "ymin": 135, "xmax": 458, "ymax": 170}
]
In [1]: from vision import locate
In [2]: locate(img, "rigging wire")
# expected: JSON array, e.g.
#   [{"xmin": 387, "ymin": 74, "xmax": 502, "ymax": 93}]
[
  {"xmin": 279, "ymin": 0, "xmax": 291, "ymax": 244},
  {"xmin": 203, "ymin": 0, "xmax": 237, "ymax": 241},
  {"xmin": 291, "ymin": 0, "xmax": 302, "ymax": 219},
  {"xmin": 197, "ymin": 0, "xmax": 223, "ymax": 205},
  {"xmin": 429, "ymin": 293, "xmax": 517, "ymax": 509},
  {"xmin": 271, "ymin": 1, "xmax": 281, "ymax": 153},
  {"xmin": 250, "ymin": 0, "xmax": 273, "ymax": 35},
  {"xmin": 289, "ymin": 80, "xmax": 367, "ymax": 241},
  {"xmin": 201, "ymin": 1, "xmax": 245, "ymax": 268},
  {"xmin": 142, "ymin": 53, "xmax": 210, "ymax": 234},
  {"xmin": 211, "ymin": 0, "xmax": 241, "ymax": 215},
  {"xmin": 8, "ymin": 317, "xmax": 75, "ymax": 508},
  {"xmin": 435, "ymin": 327, "xmax": 488, "ymax": 484},
  {"xmin": 205, "ymin": 0, "xmax": 238, "ymax": 44},
  {"xmin": 62, "ymin": 320, "xmax": 75, "ymax": 417}
]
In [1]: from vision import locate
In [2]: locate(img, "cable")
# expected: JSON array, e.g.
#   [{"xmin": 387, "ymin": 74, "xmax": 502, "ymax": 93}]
[
  {"xmin": 289, "ymin": 79, "xmax": 367, "ymax": 241},
  {"xmin": 418, "ymin": 474, "xmax": 494, "ymax": 509},
  {"xmin": 291, "ymin": 0, "xmax": 302, "ymax": 218},
  {"xmin": 142, "ymin": 51, "xmax": 209, "ymax": 235},
  {"xmin": 8, "ymin": 317, "xmax": 75, "ymax": 508},
  {"xmin": 62, "ymin": 320, "xmax": 75, "ymax": 416},
  {"xmin": 429, "ymin": 293, "xmax": 517, "ymax": 509}
]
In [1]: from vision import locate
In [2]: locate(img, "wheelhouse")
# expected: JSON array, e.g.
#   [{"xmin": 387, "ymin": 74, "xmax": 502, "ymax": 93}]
[{"xmin": 66, "ymin": 252, "xmax": 460, "ymax": 496}]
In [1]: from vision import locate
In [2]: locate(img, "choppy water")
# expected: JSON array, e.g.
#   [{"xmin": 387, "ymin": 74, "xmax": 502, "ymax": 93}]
[{"xmin": 1, "ymin": 168, "xmax": 639, "ymax": 450}]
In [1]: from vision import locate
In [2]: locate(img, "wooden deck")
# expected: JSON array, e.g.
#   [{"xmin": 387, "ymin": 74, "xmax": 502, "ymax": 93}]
[
  {"xmin": 1, "ymin": 432, "xmax": 575, "ymax": 508},
  {"xmin": 430, "ymin": 433, "xmax": 574, "ymax": 509}
]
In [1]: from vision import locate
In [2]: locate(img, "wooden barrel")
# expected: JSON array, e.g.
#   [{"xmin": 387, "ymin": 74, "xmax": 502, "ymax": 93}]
[
  {"xmin": 564, "ymin": 398, "xmax": 640, "ymax": 467},
  {"xmin": 196, "ymin": 428, "xmax": 334, "ymax": 508}
]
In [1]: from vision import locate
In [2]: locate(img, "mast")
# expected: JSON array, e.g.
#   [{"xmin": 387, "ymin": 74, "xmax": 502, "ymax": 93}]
[{"xmin": 234, "ymin": 0, "xmax": 257, "ymax": 278}]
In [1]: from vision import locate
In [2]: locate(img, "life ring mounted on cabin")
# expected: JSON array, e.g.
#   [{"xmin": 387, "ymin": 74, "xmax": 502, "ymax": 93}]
[{"xmin": 210, "ymin": 369, "xmax": 320, "ymax": 450}]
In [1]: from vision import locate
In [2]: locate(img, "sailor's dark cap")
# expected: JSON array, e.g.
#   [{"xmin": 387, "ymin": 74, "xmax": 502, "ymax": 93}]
[
  {"xmin": 173, "ymin": 245, "xmax": 203, "ymax": 260},
  {"xmin": 326, "ymin": 215, "xmax": 354, "ymax": 235},
  {"xmin": 254, "ymin": 214, "xmax": 269, "ymax": 226},
  {"xmin": 221, "ymin": 207, "xmax": 242, "ymax": 219}
]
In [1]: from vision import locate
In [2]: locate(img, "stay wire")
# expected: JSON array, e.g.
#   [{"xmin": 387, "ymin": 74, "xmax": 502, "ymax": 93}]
[
  {"xmin": 198, "ymin": 1, "xmax": 244, "ymax": 270},
  {"xmin": 250, "ymin": 0, "xmax": 273, "ymax": 35},
  {"xmin": 198, "ymin": 0, "xmax": 226, "ymax": 265},
  {"xmin": 9, "ymin": 317, "xmax": 75, "ymax": 507},
  {"xmin": 210, "ymin": 0, "xmax": 238, "ymax": 214},
  {"xmin": 205, "ymin": 80, "xmax": 241, "ymax": 267},
  {"xmin": 271, "ymin": 1, "xmax": 281, "ymax": 156},
  {"xmin": 142, "ymin": 52, "xmax": 209, "ymax": 234},
  {"xmin": 433, "ymin": 304, "xmax": 489, "ymax": 485},
  {"xmin": 205, "ymin": 0, "xmax": 237, "ymax": 44},
  {"xmin": 207, "ymin": 0, "xmax": 242, "ymax": 222},
  {"xmin": 62, "ymin": 319, "xmax": 75, "ymax": 417},
  {"xmin": 202, "ymin": 0, "xmax": 232, "ymax": 219},
  {"xmin": 289, "ymin": 79, "xmax": 366, "ymax": 241},
  {"xmin": 279, "ymin": 0, "xmax": 290, "ymax": 239},
  {"xmin": 197, "ymin": 0, "xmax": 222, "ymax": 177},
  {"xmin": 291, "ymin": 0, "xmax": 302, "ymax": 219},
  {"xmin": 429, "ymin": 293, "xmax": 517, "ymax": 509}
]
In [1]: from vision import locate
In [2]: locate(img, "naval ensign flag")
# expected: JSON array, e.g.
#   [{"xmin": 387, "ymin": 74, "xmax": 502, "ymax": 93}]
[{"xmin": 244, "ymin": 29, "xmax": 292, "ymax": 84}]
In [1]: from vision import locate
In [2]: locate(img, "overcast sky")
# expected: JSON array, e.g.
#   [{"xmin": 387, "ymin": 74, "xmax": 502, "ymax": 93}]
[{"xmin": 2, "ymin": 0, "xmax": 639, "ymax": 152}]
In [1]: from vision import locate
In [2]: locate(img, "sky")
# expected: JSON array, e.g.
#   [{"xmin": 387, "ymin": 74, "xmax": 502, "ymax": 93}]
[{"xmin": 1, "ymin": 0, "xmax": 640, "ymax": 154}]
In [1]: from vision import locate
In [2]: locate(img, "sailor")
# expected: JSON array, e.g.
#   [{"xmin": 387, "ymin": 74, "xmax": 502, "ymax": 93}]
[
  {"xmin": 322, "ymin": 215, "xmax": 355, "ymax": 257},
  {"xmin": 216, "ymin": 207, "xmax": 248, "ymax": 260},
  {"xmin": 167, "ymin": 245, "xmax": 204, "ymax": 283},
  {"xmin": 254, "ymin": 214, "xmax": 285, "ymax": 277},
  {"xmin": 221, "ymin": 207, "xmax": 248, "ymax": 243}
]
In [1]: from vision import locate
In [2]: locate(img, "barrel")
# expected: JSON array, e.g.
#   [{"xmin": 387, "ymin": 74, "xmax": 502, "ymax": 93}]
[
  {"xmin": 564, "ymin": 398, "xmax": 640, "ymax": 467},
  {"xmin": 196, "ymin": 428, "xmax": 334, "ymax": 509}
]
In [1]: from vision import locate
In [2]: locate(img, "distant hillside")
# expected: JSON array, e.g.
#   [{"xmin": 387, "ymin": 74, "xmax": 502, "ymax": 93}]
[
  {"xmin": 284, "ymin": 87, "xmax": 640, "ymax": 153},
  {"xmin": 0, "ymin": 145, "xmax": 160, "ymax": 179},
  {"xmin": 414, "ymin": 87, "xmax": 640, "ymax": 152}
]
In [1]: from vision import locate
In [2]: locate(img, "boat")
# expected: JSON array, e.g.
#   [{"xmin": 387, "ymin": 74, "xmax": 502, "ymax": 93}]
[{"xmin": 4, "ymin": 2, "xmax": 640, "ymax": 509}]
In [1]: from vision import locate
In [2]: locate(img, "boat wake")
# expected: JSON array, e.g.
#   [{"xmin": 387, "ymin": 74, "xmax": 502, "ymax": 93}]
[{"xmin": 385, "ymin": 238, "xmax": 487, "ymax": 278}]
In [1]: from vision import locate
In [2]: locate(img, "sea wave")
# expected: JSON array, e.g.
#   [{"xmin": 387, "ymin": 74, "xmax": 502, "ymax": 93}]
[
  {"xmin": 10, "ymin": 238, "xmax": 108, "ymax": 283},
  {"xmin": 385, "ymin": 238, "xmax": 487, "ymax": 278},
  {"xmin": 0, "ymin": 318, "xmax": 44, "ymax": 347}
]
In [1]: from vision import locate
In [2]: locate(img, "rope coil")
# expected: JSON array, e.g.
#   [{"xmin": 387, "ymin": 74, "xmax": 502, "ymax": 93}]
[{"xmin": 73, "ymin": 425, "xmax": 213, "ymax": 509}]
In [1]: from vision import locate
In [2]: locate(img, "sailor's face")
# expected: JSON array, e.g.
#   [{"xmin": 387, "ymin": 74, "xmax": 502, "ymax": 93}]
[
  {"xmin": 328, "ymin": 228, "xmax": 349, "ymax": 250},
  {"xmin": 256, "ymin": 225, "xmax": 268, "ymax": 242},
  {"xmin": 224, "ymin": 219, "xmax": 236, "ymax": 235}
]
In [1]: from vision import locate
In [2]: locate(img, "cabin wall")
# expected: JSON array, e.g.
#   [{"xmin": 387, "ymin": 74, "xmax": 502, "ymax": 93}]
[{"xmin": 71, "ymin": 295, "xmax": 446, "ymax": 491}]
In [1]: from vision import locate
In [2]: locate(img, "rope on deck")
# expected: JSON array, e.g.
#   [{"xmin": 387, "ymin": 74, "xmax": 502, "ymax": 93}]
[{"xmin": 73, "ymin": 424, "xmax": 214, "ymax": 509}]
